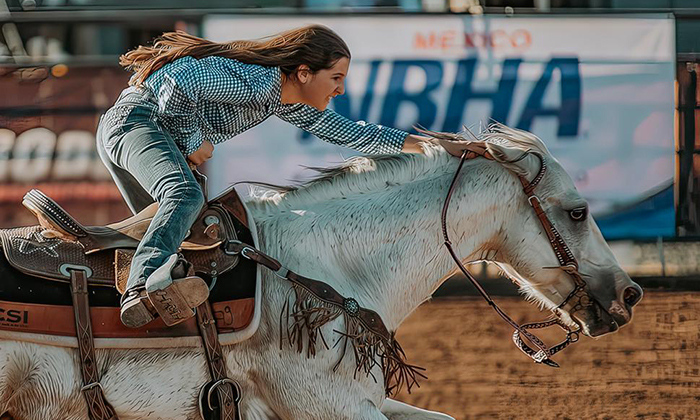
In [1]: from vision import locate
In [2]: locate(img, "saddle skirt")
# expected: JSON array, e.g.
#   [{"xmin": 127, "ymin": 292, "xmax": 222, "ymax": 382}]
[{"xmin": 0, "ymin": 186, "xmax": 263, "ymax": 349}]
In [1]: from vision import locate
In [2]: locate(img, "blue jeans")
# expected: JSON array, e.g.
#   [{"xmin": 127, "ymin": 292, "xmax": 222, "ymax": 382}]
[{"xmin": 96, "ymin": 87, "xmax": 205, "ymax": 291}]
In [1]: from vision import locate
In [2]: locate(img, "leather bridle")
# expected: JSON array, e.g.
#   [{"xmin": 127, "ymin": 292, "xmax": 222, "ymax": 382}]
[{"xmin": 441, "ymin": 144, "xmax": 594, "ymax": 368}]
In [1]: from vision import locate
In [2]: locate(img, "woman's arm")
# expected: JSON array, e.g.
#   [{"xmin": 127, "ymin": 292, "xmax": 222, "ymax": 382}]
[{"xmin": 274, "ymin": 104, "xmax": 408, "ymax": 155}]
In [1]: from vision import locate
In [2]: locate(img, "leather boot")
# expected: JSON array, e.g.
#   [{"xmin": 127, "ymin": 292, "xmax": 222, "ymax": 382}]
[
  {"xmin": 120, "ymin": 286, "xmax": 158, "ymax": 328},
  {"xmin": 145, "ymin": 254, "xmax": 210, "ymax": 326}
]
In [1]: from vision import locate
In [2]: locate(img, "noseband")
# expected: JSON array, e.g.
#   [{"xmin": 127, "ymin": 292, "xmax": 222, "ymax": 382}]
[{"xmin": 441, "ymin": 145, "xmax": 594, "ymax": 368}]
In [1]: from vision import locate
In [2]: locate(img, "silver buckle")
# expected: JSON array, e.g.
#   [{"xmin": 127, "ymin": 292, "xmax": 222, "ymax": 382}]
[
  {"xmin": 208, "ymin": 378, "xmax": 242, "ymax": 409},
  {"xmin": 223, "ymin": 240, "xmax": 241, "ymax": 256},
  {"xmin": 59, "ymin": 264, "xmax": 93, "ymax": 278},
  {"xmin": 224, "ymin": 240, "xmax": 255, "ymax": 259},
  {"xmin": 240, "ymin": 247, "xmax": 254, "ymax": 260}
]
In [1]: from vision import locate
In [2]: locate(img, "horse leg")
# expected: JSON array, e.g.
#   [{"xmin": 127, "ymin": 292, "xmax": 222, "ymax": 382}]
[{"xmin": 380, "ymin": 399, "xmax": 455, "ymax": 420}]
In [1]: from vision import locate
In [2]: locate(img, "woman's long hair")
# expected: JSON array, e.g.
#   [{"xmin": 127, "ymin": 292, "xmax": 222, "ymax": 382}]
[{"xmin": 120, "ymin": 25, "xmax": 351, "ymax": 87}]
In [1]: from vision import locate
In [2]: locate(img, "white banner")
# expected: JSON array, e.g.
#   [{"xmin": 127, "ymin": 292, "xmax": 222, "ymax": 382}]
[{"xmin": 204, "ymin": 14, "xmax": 676, "ymax": 239}]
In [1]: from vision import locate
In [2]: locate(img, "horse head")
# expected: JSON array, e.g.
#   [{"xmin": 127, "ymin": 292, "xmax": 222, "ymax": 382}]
[{"xmin": 425, "ymin": 124, "xmax": 643, "ymax": 339}]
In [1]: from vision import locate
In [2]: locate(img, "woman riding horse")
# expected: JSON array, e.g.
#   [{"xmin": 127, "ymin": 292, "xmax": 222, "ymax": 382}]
[{"xmin": 98, "ymin": 25, "xmax": 468, "ymax": 328}]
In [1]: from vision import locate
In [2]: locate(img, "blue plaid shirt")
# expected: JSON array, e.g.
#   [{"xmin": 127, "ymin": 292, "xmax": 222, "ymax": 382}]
[{"xmin": 140, "ymin": 56, "xmax": 408, "ymax": 156}]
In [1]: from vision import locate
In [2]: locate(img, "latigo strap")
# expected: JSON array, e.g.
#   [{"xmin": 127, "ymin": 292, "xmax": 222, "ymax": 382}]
[
  {"xmin": 69, "ymin": 269, "xmax": 119, "ymax": 420},
  {"xmin": 197, "ymin": 301, "xmax": 242, "ymax": 420}
]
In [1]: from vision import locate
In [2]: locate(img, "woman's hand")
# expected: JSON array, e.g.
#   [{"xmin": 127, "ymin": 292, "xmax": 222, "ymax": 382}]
[
  {"xmin": 402, "ymin": 134, "xmax": 472, "ymax": 158},
  {"xmin": 435, "ymin": 137, "xmax": 473, "ymax": 158},
  {"xmin": 187, "ymin": 140, "xmax": 214, "ymax": 166}
]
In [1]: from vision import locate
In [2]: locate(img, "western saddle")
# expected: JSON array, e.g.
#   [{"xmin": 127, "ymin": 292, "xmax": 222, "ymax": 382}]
[
  {"xmin": 13, "ymin": 182, "xmax": 251, "ymax": 292},
  {"xmin": 0, "ymin": 171, "xmax": 253, "ymax": 420}
]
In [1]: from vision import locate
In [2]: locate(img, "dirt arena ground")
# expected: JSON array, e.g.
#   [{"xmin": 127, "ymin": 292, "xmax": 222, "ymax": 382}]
[{"xmin": 393, "ymin": 291, "xmax": 699, "ymax": 420}]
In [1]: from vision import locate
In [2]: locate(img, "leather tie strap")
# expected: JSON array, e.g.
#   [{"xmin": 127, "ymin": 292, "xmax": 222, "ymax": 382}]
[
  {"xmin": 225, "ymin": 240, "xmax": 392, "ymax": 342},
  {"xmin": 223, "ymin": 239, "xmax": 423, "ymax": 395},
  {"xmin": 69, "ymin": 269, "xmax": 119, "ymax": 420},
  {"xmin": 285, "ymin": 270, "xmax": 392, "ymax": 341},
  {"xmin": 196, "ymin": 301, "xmax": 241, "ymax": 420}
]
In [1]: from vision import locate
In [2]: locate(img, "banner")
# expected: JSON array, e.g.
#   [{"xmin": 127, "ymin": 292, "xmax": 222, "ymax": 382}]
[
  {"xmin": 0, "ymin": 66, "xmax": 130, "ymax": 227},
  {"xmin": 0, "ymin": 66, "xmax": 129, "ymax": 191},
  {"xmin": 204, "ymin": 14, "xmax": 676, "ymax": 239}
]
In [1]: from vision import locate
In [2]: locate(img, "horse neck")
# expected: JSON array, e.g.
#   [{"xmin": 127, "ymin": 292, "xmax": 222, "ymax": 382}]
[{"xmin": 248, "ymin": 159, "xmax": 520, "ymax": 332}]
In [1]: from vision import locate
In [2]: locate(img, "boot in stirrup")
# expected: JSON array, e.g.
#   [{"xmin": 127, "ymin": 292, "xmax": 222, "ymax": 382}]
[
  {"xmin": 145, "ymin": 254, "xmax": 210, "ymax": 326},
  {"xmin": 120, "ymin": 286, "xmax": 158, "ymax": 328}
]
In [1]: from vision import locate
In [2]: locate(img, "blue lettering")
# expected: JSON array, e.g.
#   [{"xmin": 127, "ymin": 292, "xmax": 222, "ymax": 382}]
[
  {"xmin": 380, "ymin": 60, "xmax": 443, "ymax": 130},
  {"xmin": 297, "ymin": 57, "xmax": 582, "ymax": 144},
  {"xmin": 443, "ymin": 58, "xmax": 522, "ymax": 132},
  {"xmin": 517, "ymin": 57, "xmax": 581, "ymax": 138}
]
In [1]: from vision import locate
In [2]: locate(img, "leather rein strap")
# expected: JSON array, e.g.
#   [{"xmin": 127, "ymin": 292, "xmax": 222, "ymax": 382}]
[
  {"xmin": 69, "ymin": 269, "xmax": 119, "ymax": 420},
  {"xmin": 442, "ymin": 146, "xmax": 591, "ymax": 368}
]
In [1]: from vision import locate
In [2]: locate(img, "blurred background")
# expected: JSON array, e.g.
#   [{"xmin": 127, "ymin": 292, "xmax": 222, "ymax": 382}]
[{"xmin": 0, "ymin": 0, "xmax": 698, "ymax": 418}]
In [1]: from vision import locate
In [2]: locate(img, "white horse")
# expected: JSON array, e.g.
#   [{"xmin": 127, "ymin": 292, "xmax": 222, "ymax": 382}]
[{"xmin": 0, "ymin": 125, "xmax": 642, "ymax": 420}]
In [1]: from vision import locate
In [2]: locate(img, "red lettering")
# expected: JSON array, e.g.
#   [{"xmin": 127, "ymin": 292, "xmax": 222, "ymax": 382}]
[
  {"xmin": 462, "ymin": 29, "xmax": 532, "ymax": 52},
  {"xmin": 414, "ymin": 32, "xmax": 437, "ymax": 49},
  {"xmin": 511, "ymin": 29, "xmax": 532, "ymax": 50},
  {"xmin": 440, "ymin": 30, "xmax": 457, "ymax": 50}
]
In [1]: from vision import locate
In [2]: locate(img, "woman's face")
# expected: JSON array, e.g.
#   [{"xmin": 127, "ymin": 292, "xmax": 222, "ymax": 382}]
[{"xmin": 298, "ymin": 57, "xmax": 349, "ymax": 111}]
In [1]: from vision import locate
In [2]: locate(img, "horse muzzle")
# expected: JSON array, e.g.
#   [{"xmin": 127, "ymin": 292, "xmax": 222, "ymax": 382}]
[
  {"xmin": 578, "ymin": 307, "xmax": 619, "ymax": 337},
  {"xmin": 569, "ymin": 279, "xmax": 643, "ymax": 338}
]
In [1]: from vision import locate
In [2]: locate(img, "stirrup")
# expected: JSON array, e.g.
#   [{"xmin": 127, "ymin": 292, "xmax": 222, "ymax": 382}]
[{"xmin": 145, "ymin": 254, "xmax": 210, "ymax": 326}]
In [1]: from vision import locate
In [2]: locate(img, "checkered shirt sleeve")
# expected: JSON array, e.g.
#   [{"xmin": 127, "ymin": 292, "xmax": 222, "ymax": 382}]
[
  {"xmin": 146, "ymin": 56, "xmax": 280, "ymax": 156},
  {"xmin": 144, "ymin": 56, "xmax": 408, "ymax": 156},
  {"xmin": 274, "ymin": 103, "xmax": 408, "ymax": 155}
]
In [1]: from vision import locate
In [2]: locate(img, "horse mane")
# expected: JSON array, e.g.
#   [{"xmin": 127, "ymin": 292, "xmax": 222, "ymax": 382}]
[
  {"xmin": 244, "ymin": 123, "xmax": 550, "ymax": 211},
  {"xmin": 414, "ymin": 122, "xmax": 551, "ymax": 157}
]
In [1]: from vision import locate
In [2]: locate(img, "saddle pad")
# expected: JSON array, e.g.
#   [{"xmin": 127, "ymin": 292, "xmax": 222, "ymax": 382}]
[{"xmin": 0, "ymin": 298, "xmax": 254, "ymax": 338}]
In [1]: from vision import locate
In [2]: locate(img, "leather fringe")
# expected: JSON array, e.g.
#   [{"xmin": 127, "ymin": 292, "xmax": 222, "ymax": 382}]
[{"xmin": 280, "ymin": 283, "xmax": 426, "ymax": 397}]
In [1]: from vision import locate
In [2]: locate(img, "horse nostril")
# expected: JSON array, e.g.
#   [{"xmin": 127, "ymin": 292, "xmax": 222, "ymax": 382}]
[{"xmin": 623, "ymin": 285, "xmax": 643, "ymax": 307}]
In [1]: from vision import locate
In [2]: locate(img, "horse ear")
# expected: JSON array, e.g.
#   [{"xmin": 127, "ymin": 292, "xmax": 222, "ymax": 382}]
[{"xmin": 485, "ymin": 142, "xmax": 541, "ymax": 183}]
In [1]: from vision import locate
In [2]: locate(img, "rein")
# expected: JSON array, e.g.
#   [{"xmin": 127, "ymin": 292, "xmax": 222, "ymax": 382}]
[{"xmin": 441, "ymin": 145, "xmax": 593, "ymax": 368}]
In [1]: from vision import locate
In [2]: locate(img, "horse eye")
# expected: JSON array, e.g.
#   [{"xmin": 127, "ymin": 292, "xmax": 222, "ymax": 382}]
[{"xmin": 569, "ymin": 207, "xmax": 588, "ymax": 221}]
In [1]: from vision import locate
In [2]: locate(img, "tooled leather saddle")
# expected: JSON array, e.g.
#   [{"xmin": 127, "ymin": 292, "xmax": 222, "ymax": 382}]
[{"xmin": 0, "ymin": 172, "xmax": 258, "ymax": 420}]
